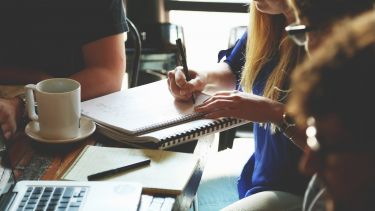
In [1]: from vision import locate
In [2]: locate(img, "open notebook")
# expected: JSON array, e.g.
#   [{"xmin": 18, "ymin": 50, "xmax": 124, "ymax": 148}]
[
  {"xmin": 61, "ymin": 145, "xmax": 198, "ymax": 195},
  {"xmin": 82, "ymin": 79, "xmax": 248, "ymax": 149}
]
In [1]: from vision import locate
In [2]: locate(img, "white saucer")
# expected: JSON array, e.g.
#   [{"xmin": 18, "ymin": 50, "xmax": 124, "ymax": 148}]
[{"xmin": 25, "ymin": 117, "xmax": 96, "ymax": 144}]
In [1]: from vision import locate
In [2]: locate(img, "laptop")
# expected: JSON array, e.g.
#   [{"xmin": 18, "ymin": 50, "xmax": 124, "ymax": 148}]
[
  {"xmin": 0, "ymin": 131, "xmax": 142, "ymax": 211},
  {"xmin": 0, "ymin": 180, "xmax": 142, "ymax": 211}
]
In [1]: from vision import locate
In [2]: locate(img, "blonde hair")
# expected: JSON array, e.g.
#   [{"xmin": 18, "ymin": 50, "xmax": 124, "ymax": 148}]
[{"xmin": 241, "ymin": 4, "xmax": 303, "ymax": 101}]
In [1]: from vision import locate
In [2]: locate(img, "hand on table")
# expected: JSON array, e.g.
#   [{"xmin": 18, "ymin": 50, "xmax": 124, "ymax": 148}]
[
  {"xmin": 0, "ymin": 97, "xmax": 23, "ymax": 140},
  {"xmin": 194, "ymin": 90, "xmax": 283, "ymax": 123}
]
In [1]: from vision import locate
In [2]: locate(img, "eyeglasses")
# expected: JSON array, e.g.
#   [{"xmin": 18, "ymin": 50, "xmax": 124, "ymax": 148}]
[
  {"xmin": 305, "ymin": 117, "xmax": 375, "ymax": 155},
  {"xmin": 285, "ymin": 23, "xmax": 314, "ymax": 46}
]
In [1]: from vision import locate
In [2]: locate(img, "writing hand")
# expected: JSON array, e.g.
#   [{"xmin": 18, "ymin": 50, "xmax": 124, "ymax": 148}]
[
  {"xmin": 194, "ymin": 90, "xmax": 284, "ymax": 123},
  {"xmin": 167, "ymin": 66, "xmax": 206, "ymax": 102},
  {"xmin": 0, "ymin": 97, "xmax": 23, "ymax": 140}
]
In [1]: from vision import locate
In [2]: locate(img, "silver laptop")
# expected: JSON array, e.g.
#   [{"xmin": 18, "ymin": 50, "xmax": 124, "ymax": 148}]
[
  {"xmin": 0, "ymin": 180, "xmax": 142, "ymax": 211},
  {"xmin": 0, "ymin": 130, "xmax": 142, "ymax": 211}
]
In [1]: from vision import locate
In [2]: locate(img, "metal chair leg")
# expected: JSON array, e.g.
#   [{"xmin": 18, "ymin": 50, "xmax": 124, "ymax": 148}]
[{"xmin": 192, "ymin": 194, "xmax": 198, "ymax": 211}]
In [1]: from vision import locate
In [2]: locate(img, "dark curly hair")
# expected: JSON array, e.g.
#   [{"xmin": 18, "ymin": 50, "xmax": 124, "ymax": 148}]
[
  {"xmin": 287, "ymin": 10, "xmax": 375, "ymax": 139},
  {"xmin": 288, "ymin": 0, "xmax": 375, "ymax": 27}
]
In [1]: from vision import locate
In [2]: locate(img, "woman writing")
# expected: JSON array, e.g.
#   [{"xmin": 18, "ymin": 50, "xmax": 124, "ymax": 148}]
[{"xmin": 168, "ymin": 0, "xmax": 308, "ymax": 210}]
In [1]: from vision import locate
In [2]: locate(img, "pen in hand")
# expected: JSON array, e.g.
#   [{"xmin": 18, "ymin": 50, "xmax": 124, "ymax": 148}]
[
  {"xmin": 87, "ymin": 159, "xmax": 151, "ymax": 181},
  {"xmin": 176, "ymin": 38, "xmax": 196, "ymax": 104}
]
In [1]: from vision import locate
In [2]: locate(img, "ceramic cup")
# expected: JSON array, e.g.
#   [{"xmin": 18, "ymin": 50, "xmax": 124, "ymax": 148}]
[{"xmin": 25, "ymin": 78, "xmax": 81, "ymax": 140}]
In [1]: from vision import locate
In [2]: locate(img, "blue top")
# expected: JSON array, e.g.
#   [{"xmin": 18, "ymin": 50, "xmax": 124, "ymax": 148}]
[
  {"xmin": 219, "ymin": 32, "xmax": 308, "ymax": 199},
  {"xmin": 218, "ymin": 32, "xmax": 247, "ymax": 90}
]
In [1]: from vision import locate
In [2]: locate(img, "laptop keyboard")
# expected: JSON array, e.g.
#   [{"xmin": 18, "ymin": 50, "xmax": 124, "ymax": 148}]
[
  {"xmin": 17, "ymin": 186, "xmax": 88, "ymax": 211},
  {"xmin": 138, "ymin": 195, "xmax": 175, "ymax": 211}
]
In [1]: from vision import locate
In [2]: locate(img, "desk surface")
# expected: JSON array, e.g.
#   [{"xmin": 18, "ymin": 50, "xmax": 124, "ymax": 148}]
[{"xmin": 2, "ymin": 130, "xmax": 215, "ymax": 211}]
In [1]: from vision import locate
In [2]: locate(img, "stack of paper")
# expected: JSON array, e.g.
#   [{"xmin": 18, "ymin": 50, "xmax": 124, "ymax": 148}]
[{"xmin": 81, "ymin": 80, "xmax": 248, "ymax": 149}]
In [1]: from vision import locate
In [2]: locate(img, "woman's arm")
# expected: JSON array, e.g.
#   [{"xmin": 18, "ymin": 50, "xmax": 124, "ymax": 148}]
[{"xmin": 194, "ymin": 90, "xmax": 307, "ymax": 150}]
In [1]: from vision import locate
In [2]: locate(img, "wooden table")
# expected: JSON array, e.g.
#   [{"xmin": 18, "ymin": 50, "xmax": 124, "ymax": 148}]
[{"xmin": 3, "ymin": 128, "xmax": 215, "ymax": 211}]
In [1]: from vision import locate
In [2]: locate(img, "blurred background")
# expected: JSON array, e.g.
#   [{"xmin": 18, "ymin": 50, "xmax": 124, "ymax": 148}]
[{"xmin": 123, "ymin": 0, "xmax": 248, "ymax": 86}]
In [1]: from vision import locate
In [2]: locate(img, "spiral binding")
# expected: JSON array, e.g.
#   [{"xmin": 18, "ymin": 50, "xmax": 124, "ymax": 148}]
[
  {"xmin": 134, "ymin": 112, "xmax": 205, "ymax": 135},
  {"xmin": 160, "ymin": 117, "xmax": 245, "ymax": 148}
]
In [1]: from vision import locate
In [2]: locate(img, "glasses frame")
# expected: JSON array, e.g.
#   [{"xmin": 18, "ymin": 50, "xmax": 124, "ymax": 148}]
[{"xmin": 285, "ymin": 23, "xmax": 314, "ymax": 46}]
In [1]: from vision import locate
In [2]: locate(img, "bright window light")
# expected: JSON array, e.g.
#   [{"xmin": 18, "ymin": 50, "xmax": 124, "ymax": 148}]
[{"xmin": 169, "ymin": 11, "xmax": 248, "ymax": 69}]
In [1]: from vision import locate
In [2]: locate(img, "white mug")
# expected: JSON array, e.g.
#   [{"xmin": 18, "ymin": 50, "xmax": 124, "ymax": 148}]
[{"xmin": 25, "ymin": 78, "xmax": 81, "ymax": 140}]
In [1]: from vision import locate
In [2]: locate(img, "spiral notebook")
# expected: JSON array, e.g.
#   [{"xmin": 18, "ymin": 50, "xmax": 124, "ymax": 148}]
[{"xmin": 81, "ymin": 80, "xmax": 248, "ymax": 149}]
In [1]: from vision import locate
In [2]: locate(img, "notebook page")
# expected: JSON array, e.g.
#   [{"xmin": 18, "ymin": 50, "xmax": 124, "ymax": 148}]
[
  {"xmin": 62, "ymin": 146, "xmax": 149, "ymax": 181},
  {"xmin": 62, "ymin": 146, "xmax": 199, "ymax": 195},
  {"xmin": 81, "ymin": 80, "xmax": 210, "ymax": 135}
]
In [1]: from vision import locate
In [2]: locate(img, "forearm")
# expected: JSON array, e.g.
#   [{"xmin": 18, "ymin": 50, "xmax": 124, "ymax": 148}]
[
  {"xmin": 0, "ymin": 66, "xmax": 123, "ymax": 101},
  {"xmin": 0, "ymin": 67, "xmax": 50, "ymax": 85},
  {"xmin": 77, "ymin": 33, "xmax": 125, "ymax": 100},
  {"xmin": 0, "ymin": 32, "xmax": 125, "ymax": 101},
  {"xmin": 201, "ymin": 62, "xmax": 237, "ymax": 91},
  {"xmin": 70, "ymin": 66, "xmax": 124, "ymax": 101}
]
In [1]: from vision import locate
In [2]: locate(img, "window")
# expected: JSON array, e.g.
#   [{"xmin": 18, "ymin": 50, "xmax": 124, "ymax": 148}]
[{"xmin": 169, "ymin": 10, "xmax": 248, "ymax": 68}]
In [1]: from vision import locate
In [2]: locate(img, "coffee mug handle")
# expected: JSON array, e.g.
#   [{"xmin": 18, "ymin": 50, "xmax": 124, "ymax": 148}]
[{"xmin": 25, "ymin": 84, "xmax": 38, "ymax": 121}]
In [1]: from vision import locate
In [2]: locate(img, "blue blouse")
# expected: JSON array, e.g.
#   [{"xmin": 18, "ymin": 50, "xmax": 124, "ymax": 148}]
[
  {"xmin": 220, "ymin": 32, "xmax": 308, "ymax": 199},
  {"xmin": 218, "ymin": 32, "xmax": 247, "ymax": 90}
]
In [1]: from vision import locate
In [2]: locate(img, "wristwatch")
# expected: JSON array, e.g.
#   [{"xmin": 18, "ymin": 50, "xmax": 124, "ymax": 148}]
[{"xmin": 277, "ymin": 113, "xmax": 296, "ymax": 134}]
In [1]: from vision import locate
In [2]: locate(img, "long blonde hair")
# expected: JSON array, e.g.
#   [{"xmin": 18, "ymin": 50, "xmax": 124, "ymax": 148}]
[{"xmin": 241, "ymin": 4, "xmax": 303, "ymax": 101}]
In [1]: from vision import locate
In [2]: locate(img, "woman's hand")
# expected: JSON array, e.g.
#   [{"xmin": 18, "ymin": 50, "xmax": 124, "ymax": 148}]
[
  {"xmin": 0, "ymin": 97, "xmax": 23, "ymax": 140},
  {"xmin": 194, "ymin": 90, "xmax": 284, "ymax": 123},
  {"xmin": 167, "ymin": 66, "xmax": 207, "ymax": 101}
]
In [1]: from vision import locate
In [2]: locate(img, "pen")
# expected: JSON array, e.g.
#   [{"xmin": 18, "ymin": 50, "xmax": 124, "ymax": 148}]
[
  {"xmin": 176, "ymin": 38, "xmax": 196, "ymax": 104},
  {"xmin": 87, "ymin": 159, "xmax": 151, "ymax": 181}
]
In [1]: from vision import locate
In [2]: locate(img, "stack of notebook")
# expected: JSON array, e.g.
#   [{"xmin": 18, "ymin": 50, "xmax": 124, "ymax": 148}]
[{"xmin": 81, "ymin": 80, "xmax": 248, "ymax": 149}]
